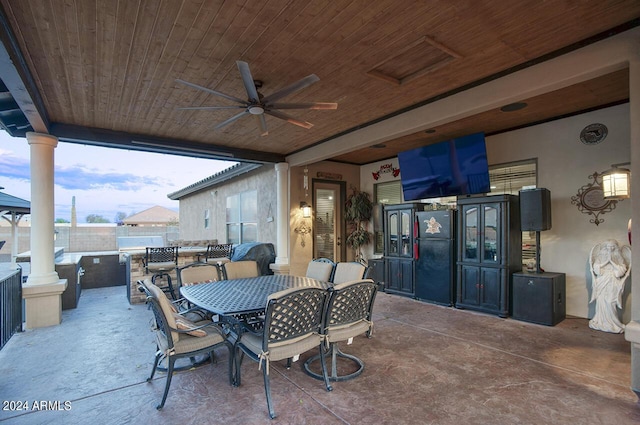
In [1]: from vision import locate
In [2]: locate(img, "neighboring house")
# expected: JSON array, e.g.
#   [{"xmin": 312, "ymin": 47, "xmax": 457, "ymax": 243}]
[
  {"xmin": 122, "ymin": 206, "xmax": 179, "ymax": 227},
  {"xmin": 168, "ymin": 163, "xmax": 278, "ymax": 245}
]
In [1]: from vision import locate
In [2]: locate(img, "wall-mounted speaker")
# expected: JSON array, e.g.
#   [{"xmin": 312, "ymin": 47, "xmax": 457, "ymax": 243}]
[{"xmin": 519, "ymin": 188, "xmax": 552, "ymax": 231}]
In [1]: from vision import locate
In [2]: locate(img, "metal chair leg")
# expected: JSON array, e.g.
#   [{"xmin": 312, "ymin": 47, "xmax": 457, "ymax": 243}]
[
  {"xmin": 148, "ymin": 350, "xmax": 161, "ymax": 382},
  {"xmin": 262, "ymin": 364, "xmax": 276, "ymax": 419},
  {"xmin": 157, "ymin": 357, "xmax": 174, "ymax": 410}
]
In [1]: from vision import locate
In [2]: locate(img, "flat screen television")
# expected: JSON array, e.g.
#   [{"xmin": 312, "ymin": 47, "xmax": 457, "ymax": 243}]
[{"xmin": 397, "ymin": 132, "xmax": 490, "ymax": 201}]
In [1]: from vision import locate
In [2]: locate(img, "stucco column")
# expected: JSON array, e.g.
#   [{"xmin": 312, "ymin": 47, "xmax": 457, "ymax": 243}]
[
  {"xmin": 624, "ymin": 57, "xmax": 640, "ymax": 399},
  {"xmin": 270, "ymin": 162, "xmax": 290, "ymax": 275},
  {"xmin": 22, "ymin": 132, "xmax": 67, "ymax": 328}
]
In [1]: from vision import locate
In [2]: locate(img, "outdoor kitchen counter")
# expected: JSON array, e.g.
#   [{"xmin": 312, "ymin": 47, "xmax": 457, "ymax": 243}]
[{"xmin": 124, "ymin": 246, "xmax": 207, "ymax": 304}]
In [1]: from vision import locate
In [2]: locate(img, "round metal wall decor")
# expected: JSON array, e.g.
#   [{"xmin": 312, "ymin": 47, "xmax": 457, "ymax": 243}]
[
  {"xmin": 570, "ymin": 171, "xmax": 620, "ymax": 226},
  {"xmin": 580, "ymin": 123, "xmax": 608, "ymax": 145}
]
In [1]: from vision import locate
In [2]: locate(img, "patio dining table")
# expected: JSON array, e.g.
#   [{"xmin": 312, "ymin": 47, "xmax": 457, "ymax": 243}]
[{"xmin": 180, "ymin": 274, "xmax": 331, "ymax": 331}]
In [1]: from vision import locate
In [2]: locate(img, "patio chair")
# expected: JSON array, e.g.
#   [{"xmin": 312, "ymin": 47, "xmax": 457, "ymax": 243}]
[
  {"xmin": 198, "ymin": 243, "xmax": 233, "ymax": 266},
  {"xmin": 221, "ymin": 260, "xmax": 259, "ymax": 280},
  {"xmin": 331, "ymin": 261, "xmax": 367, "ymax": 284},
  {"xmin": 177, "ymin": 262, "xmax": 221, "ymax": 286},
  {"xmin": 143, "ymin": 281, "xmax": 233, "ymax": 410},
  {"xmin": 235, "ymin": 287, "xmax": 329, "ymax": 419},
  {"xmin": 305, "ymin": 258, "xmax": 335, "ymax": 281},
  {"xmin": 175, "ymin": 262, "xmax": 221, "ymax": 320},
  {"xmin": 303, "ymin": 279, "xmax": 377, "ymax": 391},
  {"xmin": 143, "ymin": 246, "xmax": 179, "ymax": 299}
]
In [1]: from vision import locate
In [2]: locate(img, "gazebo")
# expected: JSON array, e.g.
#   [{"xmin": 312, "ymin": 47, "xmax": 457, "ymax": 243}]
[{"xmin": 0, "ymin": 188, "xmax": 30, "ymax": 264}]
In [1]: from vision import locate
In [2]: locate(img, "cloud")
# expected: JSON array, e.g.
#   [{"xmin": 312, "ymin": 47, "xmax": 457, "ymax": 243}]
[
  {"xmin": 55, "ymin": 164, "xmax": 162, "ymax": 191},
  {"xmin": 0, "ymin": 137, "xmax": 235, "ymax": 223},
  {"xmin": 0, "ymin": 152, "xmax": 30, "ymax": 180},
  {"xmin": 0, "ymin": 152, "xmax": 162, "ymax": 191}
]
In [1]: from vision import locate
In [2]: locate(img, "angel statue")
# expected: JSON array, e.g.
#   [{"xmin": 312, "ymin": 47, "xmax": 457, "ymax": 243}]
[{"xmin": 589, "ymin": 239, "xmax": 632, "ymax": 333}]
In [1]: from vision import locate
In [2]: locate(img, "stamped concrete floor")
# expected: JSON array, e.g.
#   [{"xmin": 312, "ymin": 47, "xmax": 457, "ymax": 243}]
[{"xmin": 0, "ymin": 286, "xmax": 639, "ymax": 425}]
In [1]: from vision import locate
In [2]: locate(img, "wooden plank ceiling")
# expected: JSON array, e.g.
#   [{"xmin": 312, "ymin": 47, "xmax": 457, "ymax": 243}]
[{"xmin": 0, "ymin": 0, "xmax": 638, "ymax": 165}]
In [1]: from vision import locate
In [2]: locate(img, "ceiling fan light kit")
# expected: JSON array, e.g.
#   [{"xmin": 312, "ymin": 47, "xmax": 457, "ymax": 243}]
[{"xmin": 176, "ymin": 61, "xmax": 337, "ymax": 136}]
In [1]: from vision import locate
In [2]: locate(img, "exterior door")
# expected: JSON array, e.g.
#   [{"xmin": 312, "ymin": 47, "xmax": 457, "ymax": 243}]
[{"xmin": 313, "ymin": 181, "xmax": 344, "ymax": 262}]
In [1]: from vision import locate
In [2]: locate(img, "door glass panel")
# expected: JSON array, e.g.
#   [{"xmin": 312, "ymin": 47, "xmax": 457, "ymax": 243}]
[
  {"xmin": 401, "ymin": 211, "xmax": 411, "ymax": 256},
  {"xmin": 314, "ymin": 188, "xmax": 336, "ymax": 260},
  {"xmin": 388, "ymin": 212, "xmax": 398, "ymax": 255},
  {"xmin": 464, "ymin": 206, "xmax": 478, "ymax": 260},
  {"xmin": 484, "ymin": 206, "xmax": 498, "ymax": 262}
]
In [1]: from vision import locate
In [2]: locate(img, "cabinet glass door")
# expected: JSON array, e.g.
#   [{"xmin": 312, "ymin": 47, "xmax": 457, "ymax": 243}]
[
  {"xmin": 483, "ymin": 205, "xmax": 498, "ymax": 263},
  {"xmin": 463, "ymin": 205, "xmax": 478, "ymax": 261},
  {"xmin": 401, "ymin": 210, "xmax": 411, "ymax": 257},
  {"xmin": 387, "ymin": 212, "xmax": 398, "ymax": 255}
]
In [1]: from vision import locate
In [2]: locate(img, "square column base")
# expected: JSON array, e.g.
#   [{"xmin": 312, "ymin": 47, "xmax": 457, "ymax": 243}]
[
  {"xmin": 270, "ymin": 263, "xmax": 290, "ymax": 275},
  {"xmin": 22, "ymin": 279, "xmax": 68, "ymax": 329}
]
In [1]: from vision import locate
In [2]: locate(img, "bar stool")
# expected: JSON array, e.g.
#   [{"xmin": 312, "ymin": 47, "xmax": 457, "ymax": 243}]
[{"xmin": 143, "ymin": 246, "xmax": 179, "ymax": 299}]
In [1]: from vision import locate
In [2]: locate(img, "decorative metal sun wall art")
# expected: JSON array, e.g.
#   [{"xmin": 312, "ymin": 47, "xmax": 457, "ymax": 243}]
[{"xmin": 571, "ymin": 171, "xmax": 620, "ymax": 226}]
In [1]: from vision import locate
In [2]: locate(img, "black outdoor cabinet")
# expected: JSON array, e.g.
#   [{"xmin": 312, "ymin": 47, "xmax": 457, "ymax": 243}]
[
  {"xmin": 456, "ymin": 195, "xmax": 521, "ymax": 317},
  {"xmin": 367, "ymin": 258, "xmax": 385, "ymax": 291},
  {"xmin": 383, "ymin": 203, "xmax": 424, "ymax": 297}
]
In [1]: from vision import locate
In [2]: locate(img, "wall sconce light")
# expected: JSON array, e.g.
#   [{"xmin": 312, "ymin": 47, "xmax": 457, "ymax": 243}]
[
  {"xmin": 300, "ymin": 201, "xmax": 311, "ymax": 218},
  {"xmin": 601, "ymin": 162, "xmax": 631, "ymax": 200}
]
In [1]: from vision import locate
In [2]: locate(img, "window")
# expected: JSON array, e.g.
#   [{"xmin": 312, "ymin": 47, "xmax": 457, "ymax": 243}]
[
  {"xmin": 226, "ymin": 190, "xmax": 257, "ymax": 244},
  {"xmin": 489, "ymin": 159, "xmax": 537, "ymax": 265},
  {"xmin": 374, "ymin": 181, "xmax": 402, "ymax": 205},
  {"xmin": 204, "ymin": 209, "xmax": 210, "ymax": 229},
  {"xmin": 489, "ymin": 160, "xmax": 537, "ymax": 195}
]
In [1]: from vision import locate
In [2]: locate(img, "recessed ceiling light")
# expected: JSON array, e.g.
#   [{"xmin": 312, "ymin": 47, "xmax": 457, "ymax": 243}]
[
  {"xmin": 424, "ymin": 129, "xmax": 436, "ymax": 134},
  {"xmin": 500, "ymin": 102, "xmax": 528, "ymax": 112}
]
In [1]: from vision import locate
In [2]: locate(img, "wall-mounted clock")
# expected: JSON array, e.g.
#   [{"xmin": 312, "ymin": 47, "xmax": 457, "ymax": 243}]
[{"xmin": 580, "ymin": 123, "xmax": 608, "ymax": 145}]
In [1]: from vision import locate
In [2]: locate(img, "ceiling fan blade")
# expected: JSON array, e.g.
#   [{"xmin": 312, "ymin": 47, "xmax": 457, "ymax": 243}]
[
  {"xmin": 215, "ymin": 111, "xmax": 250, "ymax": 129},
  {"xmin": 261, "ymin": 74, "xmax": 320, "ymax": 104},
  {"xmin": 236, "ymin": 61, "xmax": 261, "ymax": 102},
  {"xmin": 177, "ymin": 106, "xmax": 246, "ymax": 111},
  {"xmin": 269, "ymin": 102, "xmax": 338, "ymax": 110},
  {"xmin": 265, "ymin": 110, "xmax": 313, "ymax": 129},
  {"xmin": 255, "ymin": 114, "xmax": 268, "ymax": 136},
  {"xmin": 175, "ymin": 79, "xmax": 247, "ymax": 104}
]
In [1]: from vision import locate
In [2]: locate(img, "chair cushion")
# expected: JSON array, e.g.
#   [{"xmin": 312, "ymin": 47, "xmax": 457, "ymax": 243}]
[
  {"xmin": 145, "ymin": 281, "xmax": 180, "ymax": 341},
  {"xmin": 305, "ymin": 261, "xmax": 333, "ymax": 281},
  {"xmin": 173, "ymin": 314, "xmax": 207, "ymax": 337},
  {"xmin": 205, "ymin": 257, "xmax": 230, "ymax": 264},
  {"xmin": 179, "ymin": 264, "xmax": 219, "ymax": 285},
  {"xmin": 173, "ymin": 325, "xmax": 225, "ymax": 355},
  {"xmin": 332, "ymin": 262, "xmax": 366, "ymax": 284},
  {"xmin": 240, "ymin": 331, "xmax": 323, "ymax": 362},
  {"xmin": 327, "ymin": 319, "xmax": 371, "ymax": 343},
  {"xmin": 147, "ymin": 261, "xmax": 177, "ymax": 272},
  {"xmin": 223, "ymin": 261, "xmax": 259, "ymax": 279}
]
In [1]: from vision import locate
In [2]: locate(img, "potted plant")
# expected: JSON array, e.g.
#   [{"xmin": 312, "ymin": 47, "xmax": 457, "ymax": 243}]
[{"xmin": 345, "ymin": 186, "xmax": 373, "ymax": 262}]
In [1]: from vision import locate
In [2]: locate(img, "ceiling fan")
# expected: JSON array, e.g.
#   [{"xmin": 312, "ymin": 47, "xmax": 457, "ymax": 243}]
[{"xmin": 176, "ymin": 61, "xmax": 338, "ymax": 136}]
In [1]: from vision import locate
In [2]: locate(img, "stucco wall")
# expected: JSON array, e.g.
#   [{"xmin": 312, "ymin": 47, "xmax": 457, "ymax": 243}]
[
  {"xmin": 177, "ymin": 165, "xmax": 277, "ymax": 246},
  {"xmin": 288, "ymin": 161, "xmax": 360, "ymax": 276},
  {"xmin": 488, "ymin": 104, "xmax": 631, "ymax": 319},
  {"xmin": 360, "ymin": 103, "xmax": 631, "ymax": 320}
]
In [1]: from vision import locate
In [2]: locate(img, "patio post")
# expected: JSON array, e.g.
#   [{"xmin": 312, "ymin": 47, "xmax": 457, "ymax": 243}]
[
  {"xmin": 625, "ymin": 54, "xmax": 640, "ymax": 400},
  {"xmin": 22, "ymin": 132, "xmax": 67, "ymax": 328},
  {"xmin": 270, "ymin": 162, "xmax": 290, "ymax": 275}
]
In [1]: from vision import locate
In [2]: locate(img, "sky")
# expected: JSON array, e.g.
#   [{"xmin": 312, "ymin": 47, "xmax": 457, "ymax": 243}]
[{"xmin": 0, "ymin": 131, "xmax": 236, "ymax": 223}]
